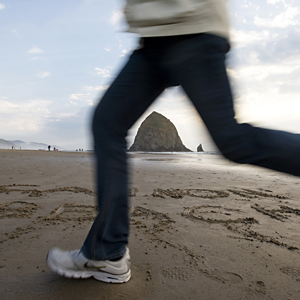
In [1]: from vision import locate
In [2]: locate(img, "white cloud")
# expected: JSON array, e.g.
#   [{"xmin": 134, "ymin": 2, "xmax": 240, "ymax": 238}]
[
  {"xmin": 229, "ymin": 63, "xmax": 298, "ymax": 81},
  {"xmin": 120, "ymin": 49, "xmax": 130, "ymax": 57},
  {"xmin": 0, "ymin": 99, "xmax": 51, "ymax": 132},
  {"xmin": 228, "ymin": 46, "xmax": 300, "ymax": 133},
  {"xmin": 235, "ymin": 90, "xmax": 300, "ymax": 132},
  {"xmin": 37, "ymin": 72, "xmax": 51, "ymax": 78},
  {"xmin": 254, "ymin": 7, "xmax": 299, "ymax": 28},
  {"xmin": 84, "ymin": 85, "xmax": 109, "ymax": 92},
  {"xmin": 30, "ymin": 56, "xmax": 46, "ymax": 61},
  {"xmin": 0, "ymin": 3, "xmax": 5, "ymax": 10},
  {"xmin": 56, "ymin": 112, "xmax": 77, "ymax": 118},
  {"xmin": 110, "ymin": 9, "xmax": 123, "ymax": 26},
  {"xmin": 230, "ymin": 29, "xmax": 270, "ymax": 47},
  {"xmin": 68, "ymin": 85, "xmax": 110, "ymax": 107},
  {"xmin": 27, "ymin": 46, "xmax": 43, "ymax": 54},
  {"xmin": 69, "ymin": 93, "xmax": 93, "ymax": 106},
  {"xmin": 95, "ymin": 67, "xmax": 110, "ymax": 77},
  {"xmin": 267, "ymin": 0, "xmax": 285, "ymax": 4}
]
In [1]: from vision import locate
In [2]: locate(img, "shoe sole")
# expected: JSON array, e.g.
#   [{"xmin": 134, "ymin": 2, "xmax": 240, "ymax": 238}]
[{"xmin": 46, "ymin": 254, "xmax": 131, "ymax": 283}]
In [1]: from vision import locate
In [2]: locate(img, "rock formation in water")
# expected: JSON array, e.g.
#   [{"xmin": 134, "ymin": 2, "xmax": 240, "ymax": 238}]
[
  {"xmin": 129, "ymin": 111, "xmax": 192, "ymax": 152},
  {"xmin": 197, "ymin": 144, "xmax": 204, "ymax": 152}
]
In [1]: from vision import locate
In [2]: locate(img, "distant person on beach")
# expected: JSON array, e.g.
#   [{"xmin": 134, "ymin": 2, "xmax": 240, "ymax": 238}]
[
  {"xmin": 47, "ymin": 0, "xmax": 300, "ymax": 283},
  {"xmin": 48, "ymin": 145, "xmax": 51, "ymax": 151}
]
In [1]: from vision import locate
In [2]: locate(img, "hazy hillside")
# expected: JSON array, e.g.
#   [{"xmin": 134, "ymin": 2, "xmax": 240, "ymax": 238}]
[
  {"xmin": 0, "ymin": 139, "xmax": 14, "ymax": 148},
  {"xmin": 0, "ymin": 139, "xmax": 63, "ymax": 150}
]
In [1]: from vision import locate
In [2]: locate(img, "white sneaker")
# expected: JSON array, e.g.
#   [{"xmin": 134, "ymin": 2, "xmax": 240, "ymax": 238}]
[{"xmin": 47, "ymin": 247, "xmax": 131, "ymax": 283}]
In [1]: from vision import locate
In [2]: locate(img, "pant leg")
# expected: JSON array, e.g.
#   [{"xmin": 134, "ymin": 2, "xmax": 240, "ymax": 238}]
[
  {"xmin": 168, "ymin": 34, "xmax": 300, "ymax": 176},
  {"xmin": 81, "ymin": 49, "xmax": 167, "ymax": 260}
]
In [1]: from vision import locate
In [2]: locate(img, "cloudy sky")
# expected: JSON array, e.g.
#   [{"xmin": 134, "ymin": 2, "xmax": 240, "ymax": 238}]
[{"xmin": 0, "ymin": 0, "xmax": 299, "ymax": 151}]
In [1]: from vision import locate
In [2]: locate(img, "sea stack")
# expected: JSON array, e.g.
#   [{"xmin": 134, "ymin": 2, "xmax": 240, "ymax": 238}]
[
  {"xmin": 197, "ymin": 144, "xmax": 204, "ymax": 152},
  {"xmin": 129, "ymin": 111, "xmax": 192, "ymax": 152}
]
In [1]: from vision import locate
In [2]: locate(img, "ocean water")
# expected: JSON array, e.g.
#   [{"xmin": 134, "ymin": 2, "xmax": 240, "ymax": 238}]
[{"xmin": 128, "ymin": 151, "xmax": 236, "ymax": 171}]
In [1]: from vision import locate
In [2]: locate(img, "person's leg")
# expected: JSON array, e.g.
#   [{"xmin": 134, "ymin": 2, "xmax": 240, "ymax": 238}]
[
  {"xmin": 81, "ymin": 48, "xmax": 167, "ymax": 261},
  {"xmin": 168, "ymin": 33, "xmax": 300, "ymax": 176}
]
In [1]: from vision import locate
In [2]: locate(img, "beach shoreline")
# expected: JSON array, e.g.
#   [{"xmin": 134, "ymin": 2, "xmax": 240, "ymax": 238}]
[{"xmin": 1, "ymin": 149, "xmax": 300, "ymax": 299}]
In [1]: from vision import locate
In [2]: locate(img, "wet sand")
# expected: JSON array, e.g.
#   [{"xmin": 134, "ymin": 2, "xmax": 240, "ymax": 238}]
[{"xmin": 1, "ymin": 149, "xmax": 300, "ymax": 300}]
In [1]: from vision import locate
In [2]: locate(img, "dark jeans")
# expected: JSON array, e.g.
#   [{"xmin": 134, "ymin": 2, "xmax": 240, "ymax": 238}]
[{"xmin": 81, "ymin": 33, "xmax": 300, "ymax": 260}]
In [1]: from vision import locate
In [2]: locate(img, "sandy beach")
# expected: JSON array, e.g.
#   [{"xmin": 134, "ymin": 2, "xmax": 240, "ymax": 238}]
[{"xmin": 1, "ymin": 149, "xmax": 300, "ymax": 299}]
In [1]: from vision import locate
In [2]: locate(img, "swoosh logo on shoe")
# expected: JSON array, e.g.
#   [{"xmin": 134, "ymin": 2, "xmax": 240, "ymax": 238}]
[{"xmin": 84, "ymin": 262, "xmax": 107, "ymax": 270}]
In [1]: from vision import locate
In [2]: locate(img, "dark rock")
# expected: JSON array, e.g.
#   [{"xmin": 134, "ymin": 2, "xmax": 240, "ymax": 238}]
[
  {"xmin": 197, "ymin": 144, "xmax": 204, "ymax": 152},
  {"xmin": 129, "ymin": 111, "xmax": 192, "ymax": 152}
]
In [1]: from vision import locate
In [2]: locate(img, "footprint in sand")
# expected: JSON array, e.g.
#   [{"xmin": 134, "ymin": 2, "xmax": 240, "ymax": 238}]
[
  {"xmin": 255, "ymin": 280, "xmax": 266, "ymax": 294},
  {"xmin": 201, "ymin": 268, "xmax": 243, "ymax": 284},
  {"xmin": 280, "ymin": 266, "xmax": 300, "ymax": 281},
  {"xmin": 159, "ymin": 267, "xmax": 189, "ymax": 281}
]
